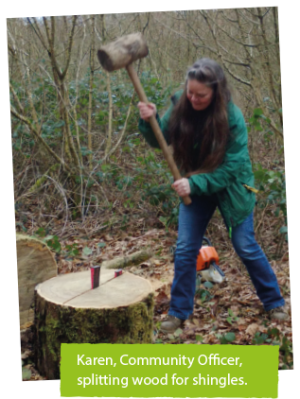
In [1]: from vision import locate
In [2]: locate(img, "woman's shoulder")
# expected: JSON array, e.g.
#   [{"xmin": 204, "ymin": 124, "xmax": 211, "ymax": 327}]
[
  {"xmin": 227, "ymin": 100, "xmax": 246, "ymax": 129},
  {"xmin": 170, "ymin": 89, "xmax": 184, "ymax": 105}
]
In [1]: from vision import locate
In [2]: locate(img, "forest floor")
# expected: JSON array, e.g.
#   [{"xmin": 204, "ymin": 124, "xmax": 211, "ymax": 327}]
[{"xmin": 19, "ymin": 208, "xmax": 293, "ymax": 380}]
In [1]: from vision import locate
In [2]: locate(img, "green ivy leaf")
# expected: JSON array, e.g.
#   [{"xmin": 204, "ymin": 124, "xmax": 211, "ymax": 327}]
[
  {"xmin": 253, "ymin": 108, "xmax": 263, "ymax": 117},
  {"xmin": 22, "ymin": 367, "xmax": 32, "ymax": 381},
  {"xmin": 203, "ymin": 281, "xmax": 214, "ymax": 289},
  {"xmin": 174, "ymin": 328, "xmax": 183, "ymax": 337},
  {"xmin": 44, "ymin": 235, "xmax": 61, "ymax": 253},
  {"xmin": 83, "ymin": 247, "xmax": 93, "ymax": 256},
  {"xmin": 35, "ymin": 227, "xmax": 47, "ymax": 237},
  {"xmin": 195, "ymin": 335, "xmax": 203, "ymax": 343},
  {"xmin": 280, "ymin": 226, "xmax": 288, "ymax": 234},
  {"xmin": 224, "ymin": 332, "xmax": 236, "ymax": 342}
]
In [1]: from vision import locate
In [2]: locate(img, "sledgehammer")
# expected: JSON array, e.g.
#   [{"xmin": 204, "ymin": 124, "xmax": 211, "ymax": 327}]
[{"xmin": 97, "ymin": 32, "xmax": 192, "ymax": 205}]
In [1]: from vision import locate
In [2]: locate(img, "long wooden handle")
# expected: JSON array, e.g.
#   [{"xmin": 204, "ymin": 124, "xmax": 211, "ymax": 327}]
[{"xmin": 126, "ymin": 64, "xmax": 192, "ymax": 206}]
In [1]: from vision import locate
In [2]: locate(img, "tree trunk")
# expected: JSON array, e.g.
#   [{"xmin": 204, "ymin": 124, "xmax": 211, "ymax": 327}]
[{"xmin": 34, "ymin": 268, "xmax": 154, "ymax": 380}]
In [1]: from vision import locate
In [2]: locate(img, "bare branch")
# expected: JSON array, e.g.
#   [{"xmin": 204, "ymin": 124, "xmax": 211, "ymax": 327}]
[
  {"xmin": 153, "ymin": 16, "xmax": 192, "ymax": 44},
  {"xmin": 8, "ymin": 44, "xmax": 17, "ymax": 56},
  {"xmin": 103, "ymin": 93, "xmax": 135, "ymax": 162},
  {"xmin": 43, "ymin": 17, "xmax": 62, "ymax": 80},
  {"xmin": 11, "ymin": 107, "xmax": 69, "ymax": 172},
  {"xmin": 202, "ymin": 11, "xmax": 262, "ymax": 48},
  {"xmin": 10, "ymin": 83, "xmax": 24, "ymax": 113},
  {"xmin": 257, "ymin": 7, "xmax": 280, "ymax": 111},
  {"xmin": 193, "ymin": 43, "xmax": 218, "ymax": 56},
  {"xmin": 61, "ymin": 16, "xmax": 78, "ymax": 80},
  {"xmin": 199, "ymin": 11, "xmax": 251, "ymax": 87},
  {"xmin": 238, "ymin": 9, "xmax": 260, "ymax": 26},
  {"xmin": 223, "ymin": 64, "xmax": 252, "ymax": 87},
  {"xmin": 246, "ymin": 7, "xmax": 271, "ymax": 19},
  {"xmin": 223, "ymin": 60, "xmax": 250, "ymax": 67},
  {"xmin": 141, "ymin": 13, "xmax": 150, "ymax": 34},
  {"xmin": 42, "ymin": 175, "xmax": 70, "ymax": 234},
  {"xmin": 220, "ymin": 11, "xmax": 238, "ymax": 24},
  {"xmin": 104, "ymin": 71, "xmax": 113, "ymax": 159},
  {"xmin": 88, "ymin": 15, "xmax": 95, "ymax": 170},
  {"xmin": 27, "ymin": 17, "xmax": 49, "ymax": 54},
  {"xmin": 272, "ymin": 8, "xmax": 280, "ymax": 66}
]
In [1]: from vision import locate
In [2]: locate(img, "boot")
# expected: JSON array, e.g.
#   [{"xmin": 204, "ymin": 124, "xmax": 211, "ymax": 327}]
[
  {"xmin": 268, "ymin": 306, "xmax": 288, "ymax": 321},
  {"xmin": 160, "ymin": 315, "xmax": 183, "ymax": 333}
]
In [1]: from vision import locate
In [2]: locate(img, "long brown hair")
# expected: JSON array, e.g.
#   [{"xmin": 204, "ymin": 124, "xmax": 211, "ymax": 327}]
[{"xmin": 168, "ymin": 58, "xmax": 231, "ymax": 174}]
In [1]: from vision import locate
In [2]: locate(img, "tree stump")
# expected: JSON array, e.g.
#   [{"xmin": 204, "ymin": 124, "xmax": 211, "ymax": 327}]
[
  {"xmin": 16, "ymin": 234, "xmax": 57, "ymax": 329},
  {"xmin": 34, "ymin": 267, "xmax": 154, "ymax": 380}
]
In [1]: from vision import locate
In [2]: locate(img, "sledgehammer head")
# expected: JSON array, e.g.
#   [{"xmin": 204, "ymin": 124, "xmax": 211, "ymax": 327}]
[{"xmin": 97, "ymin": 32, "xmax": 149, "ymax": 72}]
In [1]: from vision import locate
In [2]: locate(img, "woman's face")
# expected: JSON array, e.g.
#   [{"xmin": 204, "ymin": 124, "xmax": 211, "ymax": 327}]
[{"xmin": 186, "ymin": 79, "xmax": 214, "ymax": 111}]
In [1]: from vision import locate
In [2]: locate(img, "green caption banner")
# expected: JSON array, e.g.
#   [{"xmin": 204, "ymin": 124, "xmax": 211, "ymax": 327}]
[{"xmin": 60, "ymin": 344, "xmax": 278, "ymax": 397}]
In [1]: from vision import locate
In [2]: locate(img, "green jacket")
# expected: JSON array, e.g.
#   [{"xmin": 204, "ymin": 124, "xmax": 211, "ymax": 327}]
[{"xmin": 138, "ymin": 90, "xmax": 256, "ymax": 232}]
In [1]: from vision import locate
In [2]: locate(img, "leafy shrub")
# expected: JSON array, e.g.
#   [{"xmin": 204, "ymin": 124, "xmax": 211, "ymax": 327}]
[
  {"xmin": 248, "ymin": 108, "xmax": 287, "ymax": 239},
  {"xmin": 253, "ymin": 164, "xmax": 287, "ymax": 232}
]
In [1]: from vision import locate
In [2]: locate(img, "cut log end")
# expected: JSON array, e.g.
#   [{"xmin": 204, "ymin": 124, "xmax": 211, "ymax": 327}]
[
  {"xmin": 16, "ymin": 234, "xmax": 57, "ymax": 329},
  {"xmin": 36, "ymin": 268, "xmax": 153, "ymax": 308}
]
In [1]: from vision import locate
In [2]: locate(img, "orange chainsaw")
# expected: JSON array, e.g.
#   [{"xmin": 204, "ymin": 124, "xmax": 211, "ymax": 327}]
[{"xmin": 196, "ymin": 237, "xmax": 225, "ymax": 284}]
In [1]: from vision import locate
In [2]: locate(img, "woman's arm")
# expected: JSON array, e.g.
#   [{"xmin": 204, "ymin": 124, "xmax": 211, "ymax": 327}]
[{"xmin": 138, "ymin": 101, "xmax": 174, "ymax": 148}]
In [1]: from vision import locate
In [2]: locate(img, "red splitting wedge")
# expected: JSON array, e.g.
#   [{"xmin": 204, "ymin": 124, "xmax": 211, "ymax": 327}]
[{"xmin": 90, "ymin": 265, "xmax": 101, "ymax": 289}]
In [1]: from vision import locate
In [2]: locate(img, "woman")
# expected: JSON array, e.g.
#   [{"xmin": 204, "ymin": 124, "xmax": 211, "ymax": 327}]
[{"xmin": 138, "ymin": 58, "xmax": 287, "ymax": 333}]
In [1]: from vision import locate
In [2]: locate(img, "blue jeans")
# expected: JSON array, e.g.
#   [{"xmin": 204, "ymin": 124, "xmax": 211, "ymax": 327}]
[{"xmin": 169, "ymin": 195, "xmax": 285, "ymax": 320}]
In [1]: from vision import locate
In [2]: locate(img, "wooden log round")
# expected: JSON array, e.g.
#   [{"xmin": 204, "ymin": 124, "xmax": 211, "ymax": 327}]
[
  {"xmin": 34, "ymin": 267, "xmax": 154, "ymax": 380},
  {"xmin": 97, "ymin": 32, "xmax": 148, "ymax": 72},
  {"xmin": 16, "ymin": 234, "xmax": 57, "ymax": 329}
]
